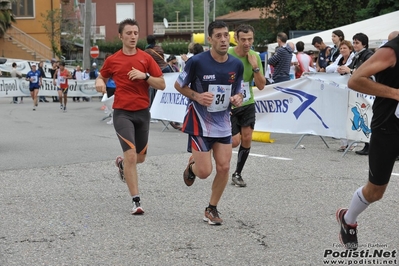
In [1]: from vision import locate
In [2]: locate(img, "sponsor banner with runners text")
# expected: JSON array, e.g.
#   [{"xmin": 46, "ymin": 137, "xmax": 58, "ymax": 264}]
[{"xmin": 150, "ymin": 72, "xmax": 373, "ymax": 141}]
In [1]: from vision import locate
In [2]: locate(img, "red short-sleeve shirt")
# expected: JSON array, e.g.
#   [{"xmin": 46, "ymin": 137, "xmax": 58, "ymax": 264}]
[{"xmin": 100, "ymin": 49, "xmax": 163, "ymax": 111}]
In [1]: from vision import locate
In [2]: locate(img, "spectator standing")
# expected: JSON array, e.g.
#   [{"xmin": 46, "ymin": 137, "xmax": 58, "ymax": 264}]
[
  {"xmin": 268, "ymin": 32, "xmax": 292, "ymax": 83},
  {"xmin": 326, "ymin": 40, "xmax": 356, "ymax": 151},
  {"xmin": 145, "ymin": 35, "xmax": 168, "ymax": 110},
  {"xmin": 192, "ymin": 43, "xmax": 204, "ymax": 56},
  {"xmin": 287, "ymin": 42, "xmax": 299, "ymax": 80},
  {"xmin": 49, "ymin": 59, "xmax": 59, "ymax": 102},
  {"xmin": 312, "ymin": 36, "xmax": 331, "ymax": 72},
  {"xmin": 180, "ymin": 42, "xmax": 195, "ymax": 62},
  {"xmin": 326, "ymin": 40, "xmax": 355, "ymax": 73},
  {"xmin": 26, "ymin": 63, "xmax": 42, "ymax": 111},
  {"xmin": 295, "ymin": 41, "xmax": 314, "ymax": 78},
  {"xmin": 38, "ymin": 61, "xmax": 49, "ymax": 103},
  {"xmin": 165, "ymin": 54, "xmax": 179, "ymax": 73},
  {"xmin": 228, "ymin": 24, "xmax": 266, "ymax": 187},
  {"xmin": 89, "ymin": 62, "xmax": 98, "ymax": 80},
  {"xmin": 73, "ymin": 65, "xmax": 83, "ymax": 102},
  {"xmin": 82, "ymin": 68, "xmax": 90, "ymax": 80},
  {"xmin": 11, "ymin": 62, "xmax": 22, "ymax": 104},
  {"xmin": 174, "ymin": 21, "xmax": 244, "ymax": 225},
  {"xmin": 330, "ymin": 30, "xmax": 345, "ymax": 64},
  {"xmin": 95, "ymin": 18, "xmax": 165, "ymax": 215}
]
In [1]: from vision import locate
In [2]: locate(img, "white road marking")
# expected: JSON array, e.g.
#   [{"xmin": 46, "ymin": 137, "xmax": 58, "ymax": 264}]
[{"xmin": 232, "ymin": 151, "xmax": 293, "ymax": 161}]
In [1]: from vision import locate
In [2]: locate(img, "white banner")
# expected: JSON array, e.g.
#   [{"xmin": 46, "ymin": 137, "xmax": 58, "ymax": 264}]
[
  {"xmin": 0, "ymin": 77, "xmax": 101, "ymax": 97},
  {"xmin": 346, "ymin": 90, "xmax": 374, "ymax": 143},
  {"xmin": 253, "ymin": 76, "xmax": 349, "ymax": 138},
  {"xmin": 0, "ymin": 58, "xmax": 74, "ymax": 78},
  {"xmin": 150, "ymin": 72, "xmax": 376, "ymax": 141},
  {"xmin": 150, "ymin": 72, "xmax": 187, "ymax": 123}
]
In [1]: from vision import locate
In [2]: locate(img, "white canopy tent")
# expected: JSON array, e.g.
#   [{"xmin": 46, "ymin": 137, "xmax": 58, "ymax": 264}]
[{"xmin": 267, "ymin": 11, "xmax": 399, "ymax": 52}]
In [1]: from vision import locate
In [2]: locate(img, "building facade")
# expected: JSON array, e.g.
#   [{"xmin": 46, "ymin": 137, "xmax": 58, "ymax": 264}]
[
  {"xmin": 1, "ymin": 0, "xmax": 154, "ymax": 61},
  {"xmin": 1, "ymin": 0, "xmax": 62, "ymax": 61}
]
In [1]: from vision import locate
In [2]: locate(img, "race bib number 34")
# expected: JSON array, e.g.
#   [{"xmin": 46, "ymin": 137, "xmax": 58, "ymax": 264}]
[{"xmin": 207, "ymin": 84, "xmax": 232, "ymax": 112}]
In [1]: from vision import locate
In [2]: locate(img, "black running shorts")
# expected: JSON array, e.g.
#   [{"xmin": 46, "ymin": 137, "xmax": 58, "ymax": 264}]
[
  {"xmin": 113, "ymin": 108, "xmax": 150, "ymax": 154},
  {"xmin": 231, "ymin": 103, "xmax": 256, "ymax": 136},
  {"xmin": 368, "ymin": 128, "xmax": 399, "ymax": 185}
]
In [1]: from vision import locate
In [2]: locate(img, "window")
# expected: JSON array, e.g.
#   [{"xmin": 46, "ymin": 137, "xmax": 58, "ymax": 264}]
[
  {"xmin": 116, "ymin": 3, "xmax": 135, "ymax": 23},
  {"xmin": 11, "ymin": 0, "xmax": 34, "ymax": 18}
]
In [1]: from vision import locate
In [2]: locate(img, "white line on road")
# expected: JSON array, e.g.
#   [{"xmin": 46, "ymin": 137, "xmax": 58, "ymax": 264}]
[{"xmin": 233, "ymin": 151, "xmax": 293, "ymax": 161}]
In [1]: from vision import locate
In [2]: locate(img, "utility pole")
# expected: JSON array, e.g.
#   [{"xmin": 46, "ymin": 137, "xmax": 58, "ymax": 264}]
[
  {"xmin": 203, "ymin": 0, "xmax": 209, "ymax": 46},
  {"xmin": 190, "ymin": 0, "xmax": 193, "ymax": 32},
  {"xmin": 83, "ymin": 0, "xmax": 92, "ymax": 70},
  {"xmin": 51, "ymin": 0, "xmax": 55, "ymax": 58},
  {"xmin": 203, "ymin": 0, "xmax": 216, "ymax": 46}
]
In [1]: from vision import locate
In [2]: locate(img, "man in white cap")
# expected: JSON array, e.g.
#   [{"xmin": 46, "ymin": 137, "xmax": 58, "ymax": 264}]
[
  {"xmin": 26, "ymin": 63, "xmax": 42, "ymax": 111},
  {"xmin": 90, "ymin": 62, "xmax": 98, "ymax": 80}
]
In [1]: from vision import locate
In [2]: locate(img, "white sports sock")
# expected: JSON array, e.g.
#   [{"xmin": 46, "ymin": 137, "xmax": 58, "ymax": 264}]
[{"xmin": 344, "ymin": 186, "xmax": 369, "ymax": 224}]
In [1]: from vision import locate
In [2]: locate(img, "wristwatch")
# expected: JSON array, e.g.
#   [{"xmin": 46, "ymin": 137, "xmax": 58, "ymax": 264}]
[
  {"xmin": 252, "ymin": 67, "xmax": 260, "ymax": 73},
  {"xmin": 144, "ymin": 73, "xmax": 150, "ymax": 81}
]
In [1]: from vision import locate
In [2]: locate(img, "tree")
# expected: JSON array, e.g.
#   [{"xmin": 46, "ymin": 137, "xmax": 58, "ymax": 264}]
[
  {"xmin": 0, "ymin": 0, "xmax": 16, "ymax": 38},
  {"xmin": 356, "ymin": 0, "xmax": 399, "ymax": 20},
  {"xmin": 40, "ymin": 8, "xmax": 63, "ymax": 58},
  {"xmin": 228, "ymin": 0, "xmax": 399, "ymax": 43},
  {"xmin": 41, "ymin": 6, "xmax": 81, "ymax": 59}
]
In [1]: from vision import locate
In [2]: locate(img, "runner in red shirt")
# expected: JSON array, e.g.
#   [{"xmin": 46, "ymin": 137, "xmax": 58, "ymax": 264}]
[
  {"xmin": 53, "ymin": 61, "xmax": 72, "ymax": 112},
  {"xmin": 95, "ymin": 19, "xmax": 165, "ymax": 215}
]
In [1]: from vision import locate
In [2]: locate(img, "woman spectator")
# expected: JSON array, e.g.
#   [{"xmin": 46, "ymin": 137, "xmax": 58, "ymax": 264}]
[
  {"xmin": 326, "ymin": 40, "xmax": 356, "ymax": 151},
  {"xmin": 329, "ymin": 30, "xmax": 345, "ymax": 64},
  {"xmin": 326, "ymin": 40, "xmax": 354, "ymax": 73}
]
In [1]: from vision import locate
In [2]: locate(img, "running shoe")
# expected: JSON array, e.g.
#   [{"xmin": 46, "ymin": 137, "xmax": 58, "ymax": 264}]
[
  {"xmin": 63, "ymin": 106, "xmax": 67, "ymax": 113},
  {"xmin": 203, "ymin": 207, "xmax": 223, "ymax": 225},
  {"xmin": 231, "ymin": 172, "xmax": 247, "ymax": 187},
  {"xmin": 131, "ymin": 200, "xmax": 144, "ymax": 215},
  {"xmin": 183, "ymin": 156, "xmax": 195, "ymax": 186},
  {"xmin": 336, "ymin": 208, "xmax": 358, "ymax": 250},
  {"xmin": 115, "ymin": 156, "xmax": 125, "ymax": 183},
  {"xmin": 60, "ymin": 104, "xmax": 63, "ymax": 110}
]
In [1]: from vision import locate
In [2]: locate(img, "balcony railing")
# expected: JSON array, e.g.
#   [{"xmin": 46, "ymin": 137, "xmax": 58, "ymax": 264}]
[
  {"xmin": 153, "ymin": 21, "xmax": 205, "ymax": 35},
  {"xmin": 62, "ymin": 25, "xmax": 106, "ymax": 41}
]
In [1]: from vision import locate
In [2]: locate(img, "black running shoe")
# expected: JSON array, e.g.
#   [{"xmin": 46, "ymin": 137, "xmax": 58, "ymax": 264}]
[
  {"xmin": 183, "ymin": 156, "xmax": 195, "ymax": 186},
  {"xmin": 231, "ymin": 172, "xmax": 247, "ymax": 187},
  {"xmin": 336, "ymin": 208, "xmax": 358, "ymax": 250},
  {"xmin": 203, "ymin": 207, "xmax": 223, "ymax": 225},
  {"xmin": 131, "ymin": 199, "xmax": 144, "ymax": 215}
]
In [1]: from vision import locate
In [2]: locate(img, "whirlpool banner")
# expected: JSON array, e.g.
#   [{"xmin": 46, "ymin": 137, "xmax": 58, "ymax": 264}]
[{"xmin": 0, "ymin": 77, "xmax": 101, "ymax": 97}]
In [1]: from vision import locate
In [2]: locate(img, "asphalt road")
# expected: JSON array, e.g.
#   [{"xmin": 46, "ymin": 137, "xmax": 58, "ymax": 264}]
[{"xmin": 1, "ymin": 97, "xmax": 398, "ymax": 266}]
